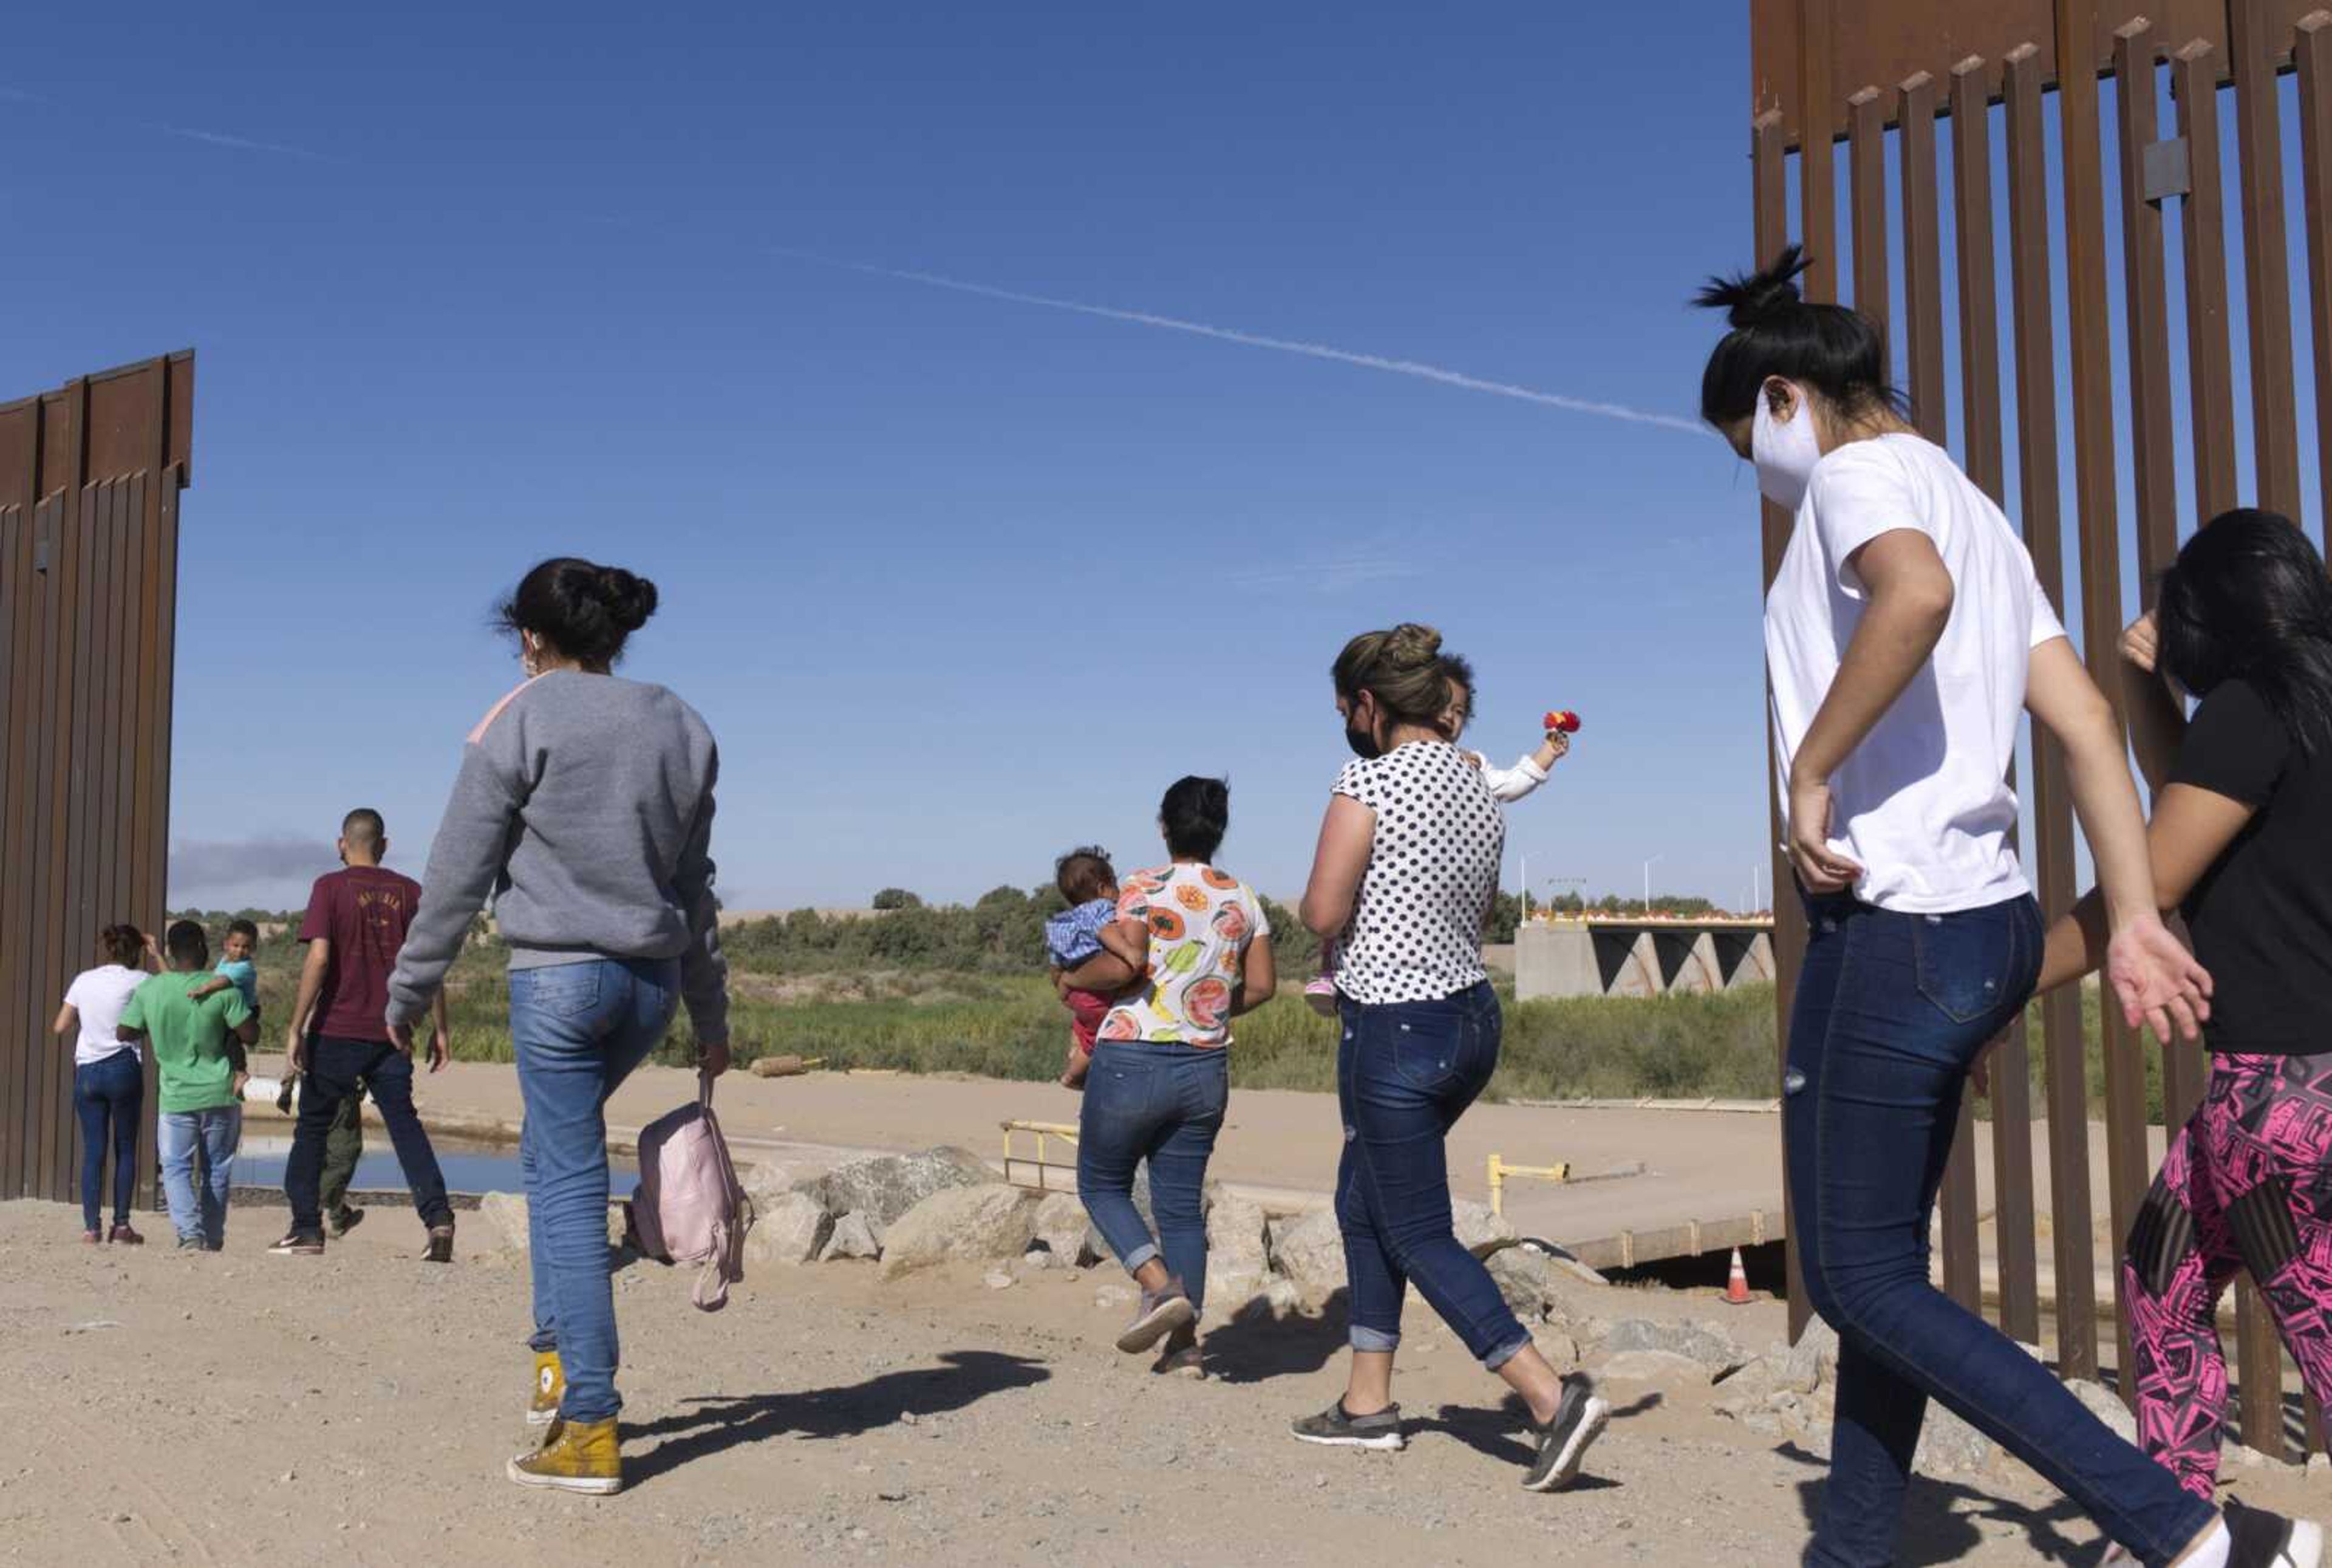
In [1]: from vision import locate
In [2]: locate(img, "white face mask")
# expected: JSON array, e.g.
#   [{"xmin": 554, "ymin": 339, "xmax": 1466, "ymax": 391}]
[{"xmin": 1751, "ymin": 382, "xmax": 1823, "ymax": 511}]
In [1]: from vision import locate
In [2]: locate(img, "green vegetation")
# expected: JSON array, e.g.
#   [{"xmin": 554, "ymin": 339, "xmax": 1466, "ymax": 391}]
[{"xmin": 171, "ymin": 901, "xmax": 2160, "ymax": 1115}]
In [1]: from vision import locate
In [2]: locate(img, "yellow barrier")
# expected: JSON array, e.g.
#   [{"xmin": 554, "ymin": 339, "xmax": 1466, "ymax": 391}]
[
  {"xmin": 1487, "ymin": 1153, "xmax": 1569, "ymax": 1218},
  {"xmin": 1001, "ymin": 1119, "xmax": 1081, "ymax": 1193}
]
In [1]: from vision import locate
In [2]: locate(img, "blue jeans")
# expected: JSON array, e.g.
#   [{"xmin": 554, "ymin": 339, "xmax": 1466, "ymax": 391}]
[
  {"xmin": 1337, "ymin": 981, "xmax": 1529, "ymax": 1369},
  {"xmin": 285, "ymin": 1036, "xmax": 453, "ymax": 1235},
  {"xmin": 1788, "ymin": 893, "xmax": 2216, "ymax": 1567},
  {"xmin": 1076, "ymin": 1040, "xmax": 1228, "ymax": 1309},
  {"xmin": 75, "ymin": 1051, "xmax": 143, "ymax": 1232},
  {"xmin": 513, "ymin": 956, "xmax": 678, "ymax": 1424},
  {"xmin": 159, "ymin": 1105, "xmax": 241, "ymax": 1249}
]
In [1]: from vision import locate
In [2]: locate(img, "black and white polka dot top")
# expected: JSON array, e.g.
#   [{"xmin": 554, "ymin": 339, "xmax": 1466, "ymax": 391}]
[{"xmin": 1329, "ymin": 741, "xmax": 1504, "ymax": 1005}]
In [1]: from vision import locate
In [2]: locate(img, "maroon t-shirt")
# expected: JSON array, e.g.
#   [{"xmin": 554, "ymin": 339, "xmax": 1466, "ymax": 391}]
[{"xmin": 298, "ymin": 866, "xmax": 425, "ymax": 1041}]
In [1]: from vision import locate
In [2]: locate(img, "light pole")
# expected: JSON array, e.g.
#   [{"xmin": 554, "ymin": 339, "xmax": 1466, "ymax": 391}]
[{"xmin": 1643, "ymin": 853, "xmax": 1663, "ymax": 916}]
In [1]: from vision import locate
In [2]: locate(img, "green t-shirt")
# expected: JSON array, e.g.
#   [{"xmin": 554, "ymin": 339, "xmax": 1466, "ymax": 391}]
[{"xmin": 120, "ymin": 971, "xmax": 252, "ymax": 1113}]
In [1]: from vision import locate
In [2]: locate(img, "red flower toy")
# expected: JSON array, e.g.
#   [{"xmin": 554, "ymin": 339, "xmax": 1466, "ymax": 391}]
[{"xmin": 1542, "ymin": 709, "xmax": 1583, "ymax": 735}]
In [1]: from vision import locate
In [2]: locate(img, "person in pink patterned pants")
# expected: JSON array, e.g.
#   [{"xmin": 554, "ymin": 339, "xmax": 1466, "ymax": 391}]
[{"xmin": 2016, "ymin": 510, "xmax": 2332, "ymax": 1553}]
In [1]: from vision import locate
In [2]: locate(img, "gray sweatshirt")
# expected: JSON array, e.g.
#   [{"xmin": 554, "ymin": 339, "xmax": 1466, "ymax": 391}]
[{"xmin": 384, "ymin": 670, "xmax": 728, "ymax": 1040}]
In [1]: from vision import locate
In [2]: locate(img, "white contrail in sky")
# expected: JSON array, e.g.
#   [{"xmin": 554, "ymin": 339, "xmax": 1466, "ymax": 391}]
[
  {"xmin": 769, "ymin": 247, "xmax": 1710, "ymax": 437},
  {"xmin": 0, "ymin": 86, "xmax": 339, "ymax": 162}
]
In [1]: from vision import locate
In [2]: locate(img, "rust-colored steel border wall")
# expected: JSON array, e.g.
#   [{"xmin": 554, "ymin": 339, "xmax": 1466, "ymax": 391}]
[
  {"xmin": 1753, "ymin": 1, "xmax": 2332, "ymax": 1456},
  {"xmin": 0, "ymin": 352, "xmax": 193, "ymax": 1207}
]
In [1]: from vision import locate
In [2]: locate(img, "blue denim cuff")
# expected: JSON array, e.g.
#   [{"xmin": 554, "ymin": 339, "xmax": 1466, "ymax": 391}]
[
  {"xmin": 1349, "ymin": 1324, "xmax": 1400, "ymax": 1353},
  {"xmin": 1119, "ymin": 1241, "xmax": 1160, "ymax": 1275},
  {"xmin": 1482, "ymin": 1332, "xmax": 1532, "ymax": 1372}
]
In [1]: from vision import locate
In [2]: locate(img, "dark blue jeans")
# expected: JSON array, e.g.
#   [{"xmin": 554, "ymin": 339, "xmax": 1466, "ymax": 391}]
[
  {"xmin": 1077, "ymin": 1040, "xmax": 1228, "ymax": 1310},
  {"xmin": 1788, "ymin": 893, "xmax": 2216, "ymax": 1567},
  {"xmin": 286, "ymin": 1037, "xmax": 453, "ymax": 1234},
  {"xmin": 74, "ymin": 1051, "xmax": 143, "ymax": 1232},
  {"xmin": 1337, "ymin": 981, "xmax": 1530, "ymax": 1369},
  {"xmin": 514, "ymin": 956, "xmax": 678, "ymax": 1423}
]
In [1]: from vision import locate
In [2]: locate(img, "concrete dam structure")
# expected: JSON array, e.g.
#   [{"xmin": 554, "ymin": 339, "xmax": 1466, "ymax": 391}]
[{"xmin": 1514, "ymin": 918, "xmax": 1776, "ymax": 1000}]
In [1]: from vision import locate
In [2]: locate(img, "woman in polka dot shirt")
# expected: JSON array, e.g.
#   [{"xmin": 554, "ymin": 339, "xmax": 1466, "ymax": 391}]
[{"xmin": 1286, "ymin": 623, "xmax": 1610, "ymax": 1492}]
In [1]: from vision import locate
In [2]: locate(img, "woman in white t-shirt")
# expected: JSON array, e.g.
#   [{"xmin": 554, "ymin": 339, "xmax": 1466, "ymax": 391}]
[
  {"xmin": 50, "ymin": 924, "xmax": 157, "ymax": 1246},
  {"xmin": 1286, "ymin": 623, "xmax": 1611, "ymax": 1495},
  {"xmin": 1700, "ymin": 247, "xmax": 2272, "ymax": 1568}
]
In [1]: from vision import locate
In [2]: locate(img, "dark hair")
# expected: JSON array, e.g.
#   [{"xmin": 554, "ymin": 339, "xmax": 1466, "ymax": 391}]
[
  {"xmin": 227, "ymin": 918, "xmax": 260, "ymax": 944},
  {"xmin": 1332, "ymin": 624, "xmax": 1455, "ymax": 729},
  {"xmin": 341, "ymin": 808, "xmax": 384, "ymax": 848},
  {"xmin": 1694, "ymin": 244, "xmax": 1903, "ymax": 427},
  {"xmin": 1160, "ymin": 776, "xmax": 1230, "ymax": 862},
  {"xmin": 497, "ymin": 557, "xmax": 660, "ymax": 668},
  {"xmin": 164, "ymin": 919, "xmax": 208, "ymax": 967},
  {"xmin": 2156, "ymin": 509, "xmax": 2332, "ymax": 755},
  {"xmin": 99, "ymin": 924, "xmax": 145, "ymax": 966},
  {"xmin": 1054, "ymin": 845, "xmax": 1116, "ymax": 904},
  {"xmin": 1437, "ymin": 650, "xmax": 1477, "ymax": 738}
]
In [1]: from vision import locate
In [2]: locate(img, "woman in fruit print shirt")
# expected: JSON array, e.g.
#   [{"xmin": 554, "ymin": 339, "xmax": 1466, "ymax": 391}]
[{"xmin": 1057, "ymin": 775, "xmax": 1275, "ymax": 1375}]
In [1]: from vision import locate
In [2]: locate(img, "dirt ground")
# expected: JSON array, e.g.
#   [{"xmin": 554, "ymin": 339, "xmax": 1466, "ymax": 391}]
[{"xmin": 9, "ymin": 1199, "xmax": 2317, "ymax": 1566}]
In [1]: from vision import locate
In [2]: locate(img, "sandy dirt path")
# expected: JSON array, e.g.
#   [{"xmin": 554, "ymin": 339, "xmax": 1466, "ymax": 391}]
[{"xmin": 9, "ymin": 1198, "xmax": 2310, "ymax": 1566}]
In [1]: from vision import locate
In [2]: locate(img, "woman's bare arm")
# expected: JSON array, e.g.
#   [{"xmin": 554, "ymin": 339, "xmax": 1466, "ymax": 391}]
[
  {"xmin": 1231, "ymin": 932, "xmax": 1277, "ymax": 1015},
  {"xmin": 1301, "ymin": 796, "xmax": 1376, "ymax": 938}
]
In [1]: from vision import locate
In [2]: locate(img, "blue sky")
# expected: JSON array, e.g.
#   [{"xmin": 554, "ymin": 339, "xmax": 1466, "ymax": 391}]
[{"xmin": 12, "ymin": 4, "xmax": 1781, "ymax": 912}]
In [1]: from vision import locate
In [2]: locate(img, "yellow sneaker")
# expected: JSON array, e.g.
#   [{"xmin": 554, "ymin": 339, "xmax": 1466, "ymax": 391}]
[
  {"xmin": 506, "ymin": 1417, "xmax": 620, "ymax": 1495},
  {"xmin": 527, "ymin": 1350, "xmax": 564, "ymax": 1428}
]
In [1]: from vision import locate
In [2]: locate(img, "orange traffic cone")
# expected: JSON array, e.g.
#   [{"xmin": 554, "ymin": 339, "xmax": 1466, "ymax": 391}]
[{"xmin": 1724, "ymin": 1247, "xmax": 1752, "ymax": 1305}]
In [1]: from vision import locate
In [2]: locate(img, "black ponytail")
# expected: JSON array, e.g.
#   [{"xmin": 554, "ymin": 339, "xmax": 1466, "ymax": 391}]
[{"xmin": 1694, "ymin": 245, "xmax": 1903, "ymax": 427}]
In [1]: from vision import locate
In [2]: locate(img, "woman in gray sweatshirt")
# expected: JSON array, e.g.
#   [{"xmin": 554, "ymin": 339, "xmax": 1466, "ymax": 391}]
[{"xmin": 384, "ymin": 556, "xmax": 729, "ymax": 1497}]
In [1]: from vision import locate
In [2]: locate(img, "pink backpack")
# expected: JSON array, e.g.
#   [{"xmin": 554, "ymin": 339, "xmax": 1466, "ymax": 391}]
[{"xmin": 625, "ymin": 1074, "xmax": 754, "ymax": 1311}]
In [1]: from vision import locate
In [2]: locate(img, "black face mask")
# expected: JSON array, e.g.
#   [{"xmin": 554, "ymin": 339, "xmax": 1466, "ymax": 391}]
[{"xmin": 1345, "ymin": 724, "xmax": 1382, "ymax": 760}]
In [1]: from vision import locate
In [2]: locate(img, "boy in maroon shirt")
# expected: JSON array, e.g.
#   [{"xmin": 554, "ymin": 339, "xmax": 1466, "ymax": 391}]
[{"xmin": 273, "ymin": 808, "xmax": 456, "ymax": 1260}]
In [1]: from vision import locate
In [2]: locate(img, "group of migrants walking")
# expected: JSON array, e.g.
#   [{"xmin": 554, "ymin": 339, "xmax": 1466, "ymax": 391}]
[{"xmin": 49, "ymin": 247, "xmax": 2332, "ymax": 1564}]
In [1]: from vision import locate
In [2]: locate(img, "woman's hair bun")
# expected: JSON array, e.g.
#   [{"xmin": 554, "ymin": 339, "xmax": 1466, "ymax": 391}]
[
  {"xmin": 596, "ymin": 566, "xmax": 659, "ymax": 632},
  {"xmin": 1696, "ymin": 242, "xmax": 1813, "ymax": 330},
  {"xmin": 1382, "ymin": 622, "xmax": 1443, "ymax": 664}
]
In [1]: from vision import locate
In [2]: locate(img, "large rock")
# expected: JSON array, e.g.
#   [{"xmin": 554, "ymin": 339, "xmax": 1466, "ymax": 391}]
[
  {"xmin": 1030, "ymin": 1191, "xmax": 1093, "ymax": 1267},
  {"xmin": 1598, "ymin": 1349, "xmax": 1713, "ymax": 1388},
  {"xmin": 742, "ymin": 1191, "xmax": 831, "ymax": 1266},
  {"xmin": 740, "ymin": 1160, "xmax": 803, "ymax": 1217},
  {"xmin": 1485, "ymin": 1246, "xmax": 1565, "ymax": 1324},
  {"xmin": 1202, "ymin": 1190, "xmax": 1273, "ymax": 1317},
  {"xmin": 1267, "ymin": 1208, "xmax": 1348, "ymax": 1304},
  {"xmin": 816, "ymin": 1147, "xmax": 994, "ymax": 1238},
  {"xmin": 479, "ymin": 1191, "xmax": 531, "ymax": 1253},
  {"xmin": 1784, "ymin": 1318, "xmax": 1840, "ymax": 1394},
  {"xmin": 1452, "ymin": 1199, "xmax": 1516, "ymax": 1257},
  {"xmin": 820, "ymin": 1212, "xmax": 881, "ymax": 1262},
  {"xmin": 878, "ymin": 1185, "xmax": 1038, "ymax": 1280},
  {"xmin": 1913, "ymin": 1403, "xmax": 1995, "ymax": 1476},
  {"xmin": 1601, "ymin": 1317, "xmax": 1745, "ymax": 1375},
  {"xmin": 2065, "ymin": 1377, "xmax": 2137, "ymax": 1444}
]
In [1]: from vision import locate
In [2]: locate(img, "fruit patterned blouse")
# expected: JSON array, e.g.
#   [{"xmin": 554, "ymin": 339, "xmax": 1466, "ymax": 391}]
[{"xmin": 1096, "ymin": 862, "xmax": 1270, "ymax": 1049}]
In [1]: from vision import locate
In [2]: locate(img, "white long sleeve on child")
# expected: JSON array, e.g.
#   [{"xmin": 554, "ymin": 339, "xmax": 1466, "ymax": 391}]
[{"xmin": 1473, "ymin": 752, "xmax": 1549, "ymax": 803}]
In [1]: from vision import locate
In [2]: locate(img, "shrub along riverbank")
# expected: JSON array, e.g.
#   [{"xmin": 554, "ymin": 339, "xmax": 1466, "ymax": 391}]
[{"xmin": 185, "ymin": 910, "xmax": 2147, "ymax": 1115}]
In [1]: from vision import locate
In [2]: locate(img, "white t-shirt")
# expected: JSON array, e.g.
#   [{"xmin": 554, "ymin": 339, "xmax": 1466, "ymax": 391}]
[
  {"xmin": 1765, "ymin": 432, "xmax": 2066, "ymax": 914},
  {"xmin": 63, "ymin": 963, "xmax": 148, "ymax": 1065},
  {"xmin": 1330, "ymin": 742, "xmax": 1505, "ymax": 1004}
]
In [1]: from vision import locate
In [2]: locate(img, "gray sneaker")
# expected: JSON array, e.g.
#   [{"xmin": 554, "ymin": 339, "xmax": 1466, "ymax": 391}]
[
  {"xmin": 1153, "ymin": 1323, "xmax": 1205, "ymax": 1379},
  {"xmin": 2226, "ymin": 1500, "xmax": 2325, "ymax": 1567},
  {"xmin": 1290, "ymin": 1401, "xmax": 1406, "ymax": 1451},
  {"xmin": 1114, "ymin": 1281, "xmax": 1195, "ymax": 1354},
  {"xmin": 1522, "ymin": 1377, "xmax": 1611, "ymax": 1493}
]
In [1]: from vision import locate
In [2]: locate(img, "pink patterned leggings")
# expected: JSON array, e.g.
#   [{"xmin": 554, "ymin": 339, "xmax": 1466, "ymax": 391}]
[{"xmin": 2122, "ymin": 1051, "xmax": 2332, "ymax": 1499}]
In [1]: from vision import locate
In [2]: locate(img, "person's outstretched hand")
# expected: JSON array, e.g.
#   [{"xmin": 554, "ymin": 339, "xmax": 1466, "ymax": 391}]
[{"xmin": 2105, "ymin": 912, "xmax": 2212, "ymax": 1042}]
